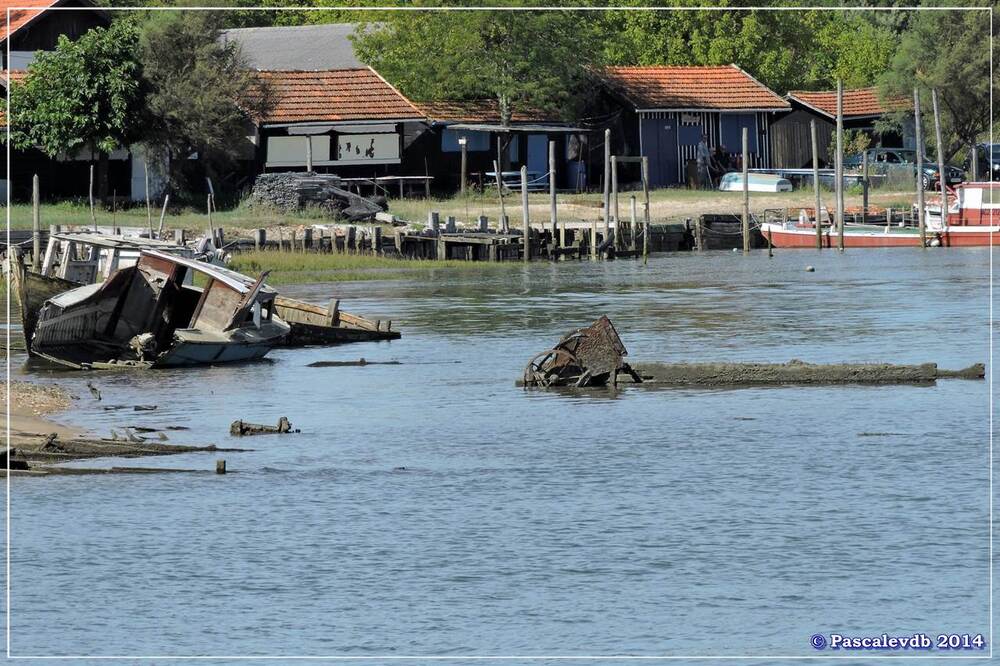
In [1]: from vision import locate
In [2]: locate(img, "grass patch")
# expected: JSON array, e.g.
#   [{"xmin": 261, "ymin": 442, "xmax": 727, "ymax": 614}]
[{"xmin": 228, "ymin": 250, "xmax": 520, "ymax": 284}]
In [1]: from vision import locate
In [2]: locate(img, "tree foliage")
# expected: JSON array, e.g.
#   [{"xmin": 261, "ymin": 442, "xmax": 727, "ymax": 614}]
[
  {"xmin": 352, "ymin": 2, "xmax": 596, "ymax": 126},
  {"xmin": 879, "ymin": 5, "xmax": 994, "ymax": 162},
  {"xmin": 10, "ymin": 19, "xmax": 144, "ymax": 158},
  {"xmin": 139, "ymin": 10, "xmax": 273, "ymax": 186}
]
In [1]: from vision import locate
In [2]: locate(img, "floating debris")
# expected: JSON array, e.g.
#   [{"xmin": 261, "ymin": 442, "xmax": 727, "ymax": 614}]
[
  {"xmin": 307, "ymin": 358, "xmax": 402, "ymax": 368},
  {"xmin": 230, "ymin": 416, "xmax": 300, "ymax": 437}
]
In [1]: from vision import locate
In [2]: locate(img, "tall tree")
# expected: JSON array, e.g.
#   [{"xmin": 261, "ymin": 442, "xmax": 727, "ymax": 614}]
[
  {"xmin": 352, "ymin": 2, "xmax": 595, "ymax": 126},
  {"xmin": 9, "ymin": 19, "xmax": 144, "ymax": 198},
  {"xmin": 879, "ymin": 4, "xmax": 993, "ymax": 165},
  {"xmin": 139, "ymin": 10, "xmax": 273, "ymax": 195}
]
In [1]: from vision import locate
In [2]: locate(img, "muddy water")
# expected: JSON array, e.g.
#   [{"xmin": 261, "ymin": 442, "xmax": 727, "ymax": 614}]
[{"xmin": 6, "ymin": 248, "xmax": 993, "ymax": 662}]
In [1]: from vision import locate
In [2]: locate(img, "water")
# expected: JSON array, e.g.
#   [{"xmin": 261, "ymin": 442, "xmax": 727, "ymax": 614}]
[{"xmin": 5, "ymin": 248, "xmax": 993, "ymax": 662}]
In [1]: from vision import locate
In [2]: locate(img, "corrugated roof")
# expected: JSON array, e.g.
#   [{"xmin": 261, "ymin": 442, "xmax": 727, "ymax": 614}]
[
  {"xmin": 787, "ymin": 87, "xmax": 910, "ymax": 119},
  {"xmin": 418, "ymin": 99, "xmax": 556, "ymax": 124},
  {"xmin": 222, "ymin": 24, "xmax": 362, "ymax": 71},
  {"xmin": 601, "ymin": 64, "xmax": 789, "ymax": 111},
  {"xmin": 255, "ymin": 68, "xmax": 425, "ymax": 125},
  {"xmin": 0, "ymin": 0, "xmax": 59, "ymax": 42}
]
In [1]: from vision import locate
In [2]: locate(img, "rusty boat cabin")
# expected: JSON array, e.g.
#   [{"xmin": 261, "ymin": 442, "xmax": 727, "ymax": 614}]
[{"xmin": 31, "ymin": 250, "xmax": 290, "ymax": 369}]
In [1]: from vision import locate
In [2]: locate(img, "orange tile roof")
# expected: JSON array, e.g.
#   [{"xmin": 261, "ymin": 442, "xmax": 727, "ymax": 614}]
[
  {"xmin": 255, "ymin": 68, "xmax": 425, "ymax": 125},
  {"xmin": 418, "ymin": 99, "xmax": 555, "ymax": 124},
  {"xmin": 601, "ymin": 64, "xmax": 789, "ymax": 111},
  {"xmin": 787, "ymin": 87, "xmax": 910, "ymax": 118},
  {"xmin": 0, "ymin": 68, "xmax": 27, "ymax": 86},
  {"xmin": 0, "ymin": 0, "xmax": 59, "ymax": 42}
]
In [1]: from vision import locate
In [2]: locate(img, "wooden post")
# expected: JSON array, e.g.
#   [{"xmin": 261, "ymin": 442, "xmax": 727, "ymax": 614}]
[
  {"xmin": 861, "ymin": 149, "xmax": 869, "ymax": 226},
  {"xmin": 460, "ymin": 138, "xmax": 468, "ymax": 196},
  {"xmin": 157, "ymin": 194, "xmax": 169, "ymax": 238},
  {"xmin": 373, "ymin": 226, "xmax": 382, "ymax": 255},
  {"xmin": 31, "ymin": 174, "xmax": 40, "ymax": 270},
  {"xmin": 642, "ymin": 156, "xmax": 650, "ymax": 265},
  {"xmin": 206, "ymin": 194, "xmax": 215, "ymax": 248},
  {"xmin": 305, "ymin": 135, "xmax": 313, "ymax": 172},
  {"xmin": 253, "ymin": 228, "xmax": 263, "ymax": 252},
  {"xmin": 143, "ymin": 158, "xmax": 153, "ymax": 237},
  {"xmin": 291, "ymin": 229, "xmax": 297, "ymax": 254},
  {"xmin": 629, "ymin": 195, "xmax": 638, "ymax": 251},
  {"xmin": 811, "ymin": 119, "xmax": 822, "ymax": 249},
  {"xmin": 88, "ymin": 163, "xmax": 97, "ymax": 231},
  {"xmin": 914, "ymin": 88, "xmax": 926, "ymax": 246},
  {"xmin": 303, "ymin": 227, "xmax": 313, "ymax": 251},
  {"xmin": 695, "ymin": 216, "xmax": 705, "ymax": 251},
  {"xmin": 741, "ymin": 127, "xmax": 750, "ymax": 254},
  {"xmin": 602, "ymin": 128, "xmax": 611, "ymax": 241},
  {"xmin": 549, "ymin": 140, "xmax": 557, "ymax": 241},
  {"xmin": 971, "ymin": 140, "xmax": 979, "ymax": 182},
  {"xmin": 429, "ymin": 211, "xmax": 440, "ymax": 235},
  {"xmin": 492, "ymin": 159, "xmax": 507, "ymax": 226},
  {"xmin": 932, "ymin": 88, "xmax": 948, "ymax": 236},
  {"xmin": 520, "ymin": 165, "xmax": 530, "ymax": 262},
  {"xmin": 611, "ymin": 155, "xmax": 620, "ymax": 250},
  {"xmin": 174, "ymin": 228, "xmax": 185, "ymax": 246},
  {"xmin": 835, "ymin": 79, "xmax": 845, "ymax": 252},
  {"xmin": 478, "ymin": 215, "xmax": 488, "ymax": 232},
  {"xmin": 559, "ymin": 220, "xmax": 566, "ymax": 252},
  {"xmin": 216, "ymin": 459, "xmax": 226, "ymax": 475},
  {"xmin": 446, "ymin": 215, "xmax": 456, "ymax": 233}
]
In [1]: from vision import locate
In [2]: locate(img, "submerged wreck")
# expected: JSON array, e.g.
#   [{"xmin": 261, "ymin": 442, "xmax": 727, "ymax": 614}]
[
  {"xmin": 521, "ymin": 317, "xmax": 985, "ymax": 388},
  {"xmin": 30, "ymin": 250, "xmax": 289, "ymax": 369}
]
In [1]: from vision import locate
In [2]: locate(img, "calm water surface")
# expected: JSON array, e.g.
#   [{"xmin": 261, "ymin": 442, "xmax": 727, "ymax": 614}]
[{"xmin": 5, "ymin": 248, "xmax": 994, "ymax": 664}]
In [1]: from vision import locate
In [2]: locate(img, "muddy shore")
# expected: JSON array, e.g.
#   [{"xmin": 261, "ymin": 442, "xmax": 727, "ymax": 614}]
[{"xmin": 2, "ymin": 380, "xmax": 243, "ymax": 476}]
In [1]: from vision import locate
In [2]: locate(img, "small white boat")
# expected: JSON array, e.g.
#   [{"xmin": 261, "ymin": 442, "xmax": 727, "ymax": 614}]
[
  {"xmin": 30, "ymin": 250, "xmax": 289, "ymax": 369},
  {"xmin": 718, "ymin": 171, "xmax": 793, "ymax": 193}
]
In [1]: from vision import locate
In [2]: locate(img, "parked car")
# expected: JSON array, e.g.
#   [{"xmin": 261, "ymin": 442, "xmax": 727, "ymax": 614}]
[
  {"xmin": 967, "ymin": 143, "xmax": 1000, "ymax": 180},
  {"xmin": 843, "ymin": 148, "xmax": 965, "ymax": 190}
]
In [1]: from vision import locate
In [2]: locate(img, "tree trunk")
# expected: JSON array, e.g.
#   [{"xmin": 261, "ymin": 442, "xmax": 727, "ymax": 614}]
[{"xmin": 96, "ymin": 151, "xmax": 110, "ymax": 203}]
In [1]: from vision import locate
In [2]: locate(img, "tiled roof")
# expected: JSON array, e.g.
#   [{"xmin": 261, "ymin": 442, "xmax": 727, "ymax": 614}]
[
  {"xmin": 0, "ymin": 68, "xmax": 27, "ymax": 86},
  {"xmin": 0, "ymin": 0, "xmax": 58, "ymax": 41},
  {"xmin": 255, "ymin": 68, "xmax": 425, "ymax": 125},
  {"xmin": 787, "ymin": 87, "xmax": 910, "ymax": 118},
  {"xmin": 601, "ymin": 64, "xmax": 789, "ymax": 111},
  {"xmin": 222, "ymin": 24, "xmax": 362, "ymax": 71},
  {"xmin": 418, "ymin": 99, "xmax": 555, "ymax": 124}
]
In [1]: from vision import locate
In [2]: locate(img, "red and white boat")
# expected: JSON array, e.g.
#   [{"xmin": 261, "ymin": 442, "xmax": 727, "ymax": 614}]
[{"xmin": 760, "ymin": 182, "xmax": 1000, "ymax": 248}]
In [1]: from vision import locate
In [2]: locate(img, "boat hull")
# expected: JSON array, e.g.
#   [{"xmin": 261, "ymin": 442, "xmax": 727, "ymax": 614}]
[{"xmin": 761, "ymin": 223, "xmax": 1000, "ymax": 248}]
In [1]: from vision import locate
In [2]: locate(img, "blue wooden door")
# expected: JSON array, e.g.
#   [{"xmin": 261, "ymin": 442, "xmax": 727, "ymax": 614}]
[
  {"xmin": 640, "ymin": 116, "xmax": 678, "ymax": 187},
  {"xmin": 527, "ymin": 134, "xmax": 549, "ymax": 186}
]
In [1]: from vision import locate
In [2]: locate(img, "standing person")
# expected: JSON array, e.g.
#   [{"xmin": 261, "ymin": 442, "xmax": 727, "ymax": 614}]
[
  {"xmin": 696, "ymin": 133, "xmax": 712, "ymax": 189},
  {"xmin": 710, "ymin": 144, "xmax": 731, "ymax": 182}
]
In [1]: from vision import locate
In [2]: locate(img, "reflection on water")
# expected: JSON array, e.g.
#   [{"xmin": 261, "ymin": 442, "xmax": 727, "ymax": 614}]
[{"xmin": 6, "ymin": 248, "xmax": 993, "ymax": 661}]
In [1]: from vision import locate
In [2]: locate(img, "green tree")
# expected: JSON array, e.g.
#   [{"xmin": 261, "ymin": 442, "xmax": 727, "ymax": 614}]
[
  {"xmin": 9, "ymin": 19, "xmax": 144, "ymax": 198},
  {"xmin": 352, "ymin": 2, "xmax": 595, "ymax": 128},
  {"xmin": 139, "ymin": 10, "xmax": 273, "ymax": 195},
  {"xmin": 879, "ymin": 5, "xmax": 993, "ymax": 170}
]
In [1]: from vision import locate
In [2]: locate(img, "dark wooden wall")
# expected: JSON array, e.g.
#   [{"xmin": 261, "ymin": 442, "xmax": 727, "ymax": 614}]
[{"xmin": 770, "ymin": 109, "xmax": 835, "ymax": 169}]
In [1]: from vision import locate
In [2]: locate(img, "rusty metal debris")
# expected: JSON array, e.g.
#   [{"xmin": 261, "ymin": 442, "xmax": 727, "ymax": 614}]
[
  {"xmin": 229, "ymin": 416, "xmax": 300, "ymax": 437},
  {"xmin": 522, "ymin": 316, "xmax": 642, "ymax": 388}
]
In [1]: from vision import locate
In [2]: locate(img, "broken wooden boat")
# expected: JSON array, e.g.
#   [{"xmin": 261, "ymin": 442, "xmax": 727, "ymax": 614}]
[
  {"xmin": 273, "ymin": 296, "xmax": 400, "ymax": 346},
  {"xmin": 30, "ymin": 250, "xmax": 289, "ymax": 369},
  {"xmin": 520, "ymin": 316, "xmax": 985, "ymax": 388},
  {"xmin": 10, "ymin": 233, "xmax": 200, "ymax": 352}
]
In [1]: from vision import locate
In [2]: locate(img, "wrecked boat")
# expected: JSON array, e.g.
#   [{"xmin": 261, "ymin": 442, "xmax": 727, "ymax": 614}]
[
  {"xmin": 30, "ymin": 250, "xmax": 289, "ymax": 369},
  {"xmin": 520, "ymin": 316, "xmax": 985, "ymax": 388},
  {"xmin": 273, "ymin": 296, "xmax": 400, "ymax": 346}
]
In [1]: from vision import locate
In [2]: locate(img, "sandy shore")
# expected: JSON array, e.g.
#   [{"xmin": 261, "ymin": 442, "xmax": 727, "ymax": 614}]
[{"xmin": 0, "ymin": 380, "xmax": 81, "ymax": 441}]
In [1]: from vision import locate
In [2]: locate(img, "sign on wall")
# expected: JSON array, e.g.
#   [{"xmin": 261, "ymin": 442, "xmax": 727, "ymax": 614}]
[
  {"xmin": 266, "ymin": 135, "xmax": 331, "ymax": 167},
  {"xmin": 337, "ymin": 134, "xmax": 399, "ymax": 163}
]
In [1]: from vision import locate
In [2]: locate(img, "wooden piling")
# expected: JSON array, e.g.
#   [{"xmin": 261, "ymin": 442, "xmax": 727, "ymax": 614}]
[
  {"xmin": 291, "ymin": 229, "xmax": 297, "ymax": 253},
  {"xmin": 641, "ymin": 156, "xmax": 650, "ymax": 265},
  {"xmin": 520, "ymin": 165, "xmax": 530, "ymax": 262},
  {"xmin": 629, "ymin": 195, "xmax": 638, "ymax": 251},
  {"xmin": 254, "ymin": 228, "xmax": 265, "ymax": 252},
  {"xmin": 305, "ymin": 135, "xmax": 313, "ymax": 172},
  {"xmin": 835, "ymin": 79, "xmax": 845, "ymax": 252},
  {"xmin": 31, "ymin": 174, "xmax": 40, "ymax": 270},
  {"xmin": 602, "ymin": 128, "xmax": 611, "ymax": 241},
  {"xmin": 88, "ymin": 163, "xmax": 97, "ymax": 230},
  {"xmin": 446, "ymin": 215, "xmax": 457, "ymax": 233},
  {"xmin": 861, "ymin": 149, "xmax": 869, "ymax": 226},
  {"xmin": 914, "ymin": 87, "xmax": 926, "ymax": 246},
  {"xmin": 932, "ymin": 88, "xmax": 948, "ymax": 238},
  {"xmin": 549, "ymin": 140, "xmax": 558, "ymax": 241},
  {"xmin": 174, "ymin": 228, "xmax": 185, "ymax": 246},
  {"xmin": 492, "ymin": 159, "xmax": 507, "ymax": 226},
  {"xmin": 460, "ymin": 138, "xmax": 468, "ymax": 196},
  {"xmin": 373, "ymin": 226, "xmax": 382, "ymax": 255},
  {"xmin": 611, "ymin": 155, "xmax": 620, "ymax": 250},
  {"xmin": 695, "ymin": 216, "xmax": 705, "ymax": 251},
  {"xmin": 303, "ymin": 227, "xmax": 313, "ymax": 251},
  {"xmin": 157, "ymin": 194, "xmax": 169, "ymax": 239},
  {"xmin": 741, "ymin": 127, "xmax": 750, "ymax": 254},
  {"xmin": 429, "ymin": 211, "xmax": 440, "ymax": 235},
  {"xmin": 811, "ymin": 119, "xmax": 822, "ymax": 249},
  {"xmin": 216, "ymin": 459, "xmax": 226, "ymax": 475},
  {"xmin": 144, "ymin": 159, "xmax": 152, "ymax": 238},
  {"xmin": 478, "ymin": 215, "xmax": 488, "ymax": 232}
]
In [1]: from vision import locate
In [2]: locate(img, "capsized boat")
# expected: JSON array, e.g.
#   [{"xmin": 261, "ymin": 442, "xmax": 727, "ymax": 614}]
[{"xmin": 30, "ymin": 250, "xmax": 289, "ymax": 369}]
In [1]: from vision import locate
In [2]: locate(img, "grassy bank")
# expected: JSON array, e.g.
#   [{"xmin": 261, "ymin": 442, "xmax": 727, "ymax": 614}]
[
  {"xmin": 8, "ymin": 185, "xmax": 919, "ymax": 235},
  {"xmin": 228, "ymin": 250, "xmax": 519, "ymax": 284}
]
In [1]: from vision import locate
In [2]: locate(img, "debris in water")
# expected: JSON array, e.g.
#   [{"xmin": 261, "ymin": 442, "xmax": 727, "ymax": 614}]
[
  {"xmin": 805, "ymin": 266, "xmax": 815, "ymax": 272},
  {"xmin": 522, "ymin": 316, "xmax": 643, "ymax": 388},
  {"xmin": 86, "ymin": 381, "xmax": 102, "ymax": 400},
  {"xmin": 307, "ymin": 358, "xmax": 402, "ymax": 367},
  {"xmin": 134, "ymin": 405, "xmax": 158, "ymax": 411},
  {"xmin": 230, "ymin": 416, "xmax": 300, "ymax": 437}
]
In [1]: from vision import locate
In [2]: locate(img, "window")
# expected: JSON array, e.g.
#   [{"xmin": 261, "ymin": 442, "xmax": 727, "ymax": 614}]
[{"xmin": 442, "ymin": 129, "xmax": 490, "ymax": 152}]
